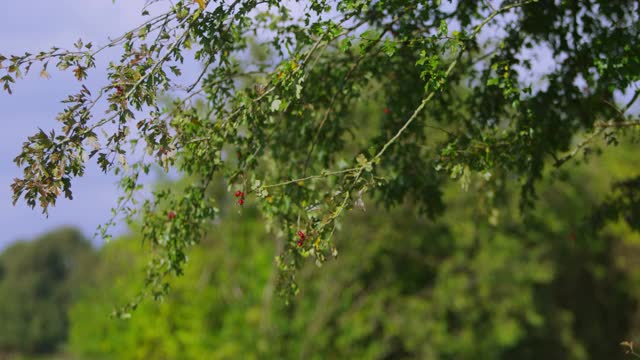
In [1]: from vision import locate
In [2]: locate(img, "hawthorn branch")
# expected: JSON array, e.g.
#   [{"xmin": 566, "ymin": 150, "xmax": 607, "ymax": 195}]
[
  {"xmin": 185, "ymin": 23, "xmax": 359, "ymax": 147},
  {"xmin": 301, "ymin": 27, "xmax": 389, "ymax": 176},
  {"xmin": 374, "ymin": 0, "xmax": 535, "ymax": 162},
  {"xmin": 261, "ymin": 1, "xmax": 536, "ymax": 192},
  {"xmin": 124, "ymin": 19, "xmax": 194, "ymax": 99}
]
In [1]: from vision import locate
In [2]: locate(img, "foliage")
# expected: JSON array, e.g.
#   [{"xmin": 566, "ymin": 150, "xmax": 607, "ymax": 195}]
[
  {"xmin": 69, "ymin": 207, "xmax": 275, "ymax": 359},
  {"xmin": 0, "ymin": 228, "xmax": 94, "ymax": 355},
  {"xmin": 67, "ymin": 140, "xmax": 640, "ymax": 359},
  {"xmin": 1, "ymin": 0, "xmax": 640, "ymax": 309}
]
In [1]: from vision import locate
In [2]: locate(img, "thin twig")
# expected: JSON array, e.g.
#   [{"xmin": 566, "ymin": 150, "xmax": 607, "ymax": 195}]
[
  {"xmin": 482, "ymin": 0, "xmax": 497, "ymax": 12},
  {"xmin": 554, "ymin": 127, "xmax": 605, "ymax": 167},
  {"xmin": 624, "ymin": 88, "xmax": 640, "ymax": 113},
  {"xmin": 595, "ymin": 119, "xmax": 640, "ymax": 128},
  {"xmin": 260, "ymin": 167, "xmax": 361, "ymax": 190},
  {"xmin": 187, "ymin": 58, "xmax": 213, "ymax": 92},
  {"xmin": 554, "ymin": 118, "xmax": 640, "ymax": 167}
]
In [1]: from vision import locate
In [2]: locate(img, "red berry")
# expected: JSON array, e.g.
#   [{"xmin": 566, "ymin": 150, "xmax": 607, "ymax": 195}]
[
  {"xmin": 238, "ymin": 198, "xmax": 244, "ymax": 206},
  {"xmin": 297, "ymin": 230, "xmax": 305, "ymax": 240},
  {"xmin": 168, "ymin": 211, "xmax": 176, "ymax": 220},
  {"xmin": 383, "ymin": 107, "xmax": 391, "ymax": 114},
  {"xmin": 297, "ymin": 240, "xmax": 304, "ymax": 247},
  {"xmin": 234, "ymin": 190, "xmax": 243, "ymax": 198}
]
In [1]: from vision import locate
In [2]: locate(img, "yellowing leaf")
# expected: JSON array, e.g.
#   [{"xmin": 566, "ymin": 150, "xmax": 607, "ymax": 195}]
[
  {"xmin": 195, "ymin": 0, "xmax": 206, "ymax": 9},
  {"xmin": 39, "ymin": 69, "xmax": 50, "ymax": 79}
]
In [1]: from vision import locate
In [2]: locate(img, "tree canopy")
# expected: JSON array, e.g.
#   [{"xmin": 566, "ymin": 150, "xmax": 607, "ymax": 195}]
[{"xmin": 1, "ymin": 0, "xmax": 639, "ymax": 311}]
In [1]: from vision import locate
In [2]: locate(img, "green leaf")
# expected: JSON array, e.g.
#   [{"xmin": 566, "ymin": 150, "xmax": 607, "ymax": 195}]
[{"xmin": 487, "ymin": 77, "xmax": 499, "ymax": 86}]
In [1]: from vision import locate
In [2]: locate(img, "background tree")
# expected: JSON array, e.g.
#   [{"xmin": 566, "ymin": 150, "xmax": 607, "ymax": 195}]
[{"xmin": 0, "ymin": 228, "xmax": 94, "ymax": 356}]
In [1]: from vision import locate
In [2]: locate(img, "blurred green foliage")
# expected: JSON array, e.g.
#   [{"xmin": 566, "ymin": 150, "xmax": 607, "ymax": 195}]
[
  {"xmin": 0, "ymin": 228, "xmax": 94, "ymax": 357},
  {"xmin": 61, "ymin": 139, "xmax": 640, "ymax": 359},
  {"xmin": 0, "ymin": 141, "xmax": 638, "ymax": 360}
]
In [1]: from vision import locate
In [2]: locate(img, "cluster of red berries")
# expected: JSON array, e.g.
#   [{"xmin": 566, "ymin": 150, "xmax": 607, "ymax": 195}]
[
  {"xmin": 168, "ymin": 211, "xmax": 176, "ymax": 220},
  {"xmin": 235, "ymin": 190, "xmax": 245, "ymax": 205},
  {"xmin": 296, "ymin": 230, "xmax": 306, "ymax": 247}
]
